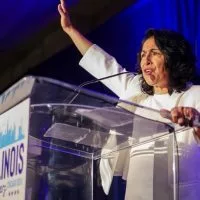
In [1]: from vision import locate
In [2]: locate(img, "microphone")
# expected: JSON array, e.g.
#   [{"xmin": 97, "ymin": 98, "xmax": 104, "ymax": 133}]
[{"xmin": 67, "ymin": 71, "xmax": 135, "ymax": 104}]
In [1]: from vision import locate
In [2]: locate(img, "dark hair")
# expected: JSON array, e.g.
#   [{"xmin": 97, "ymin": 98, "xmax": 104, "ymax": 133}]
[{"xmin": 137, "ymin": 29, "xmax": 196, "ymax": 95}]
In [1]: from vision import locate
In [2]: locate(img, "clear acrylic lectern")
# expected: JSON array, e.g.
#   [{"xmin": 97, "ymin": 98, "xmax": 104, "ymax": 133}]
[{"xmin": 0, "ymin": 76, "xmax": 199, "ymax": 200}]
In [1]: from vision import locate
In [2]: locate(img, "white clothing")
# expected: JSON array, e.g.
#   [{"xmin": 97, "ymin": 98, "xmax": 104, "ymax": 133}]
[{"xmin": 79, "ymin": 44, "xmax": 200, "ymax": 200}]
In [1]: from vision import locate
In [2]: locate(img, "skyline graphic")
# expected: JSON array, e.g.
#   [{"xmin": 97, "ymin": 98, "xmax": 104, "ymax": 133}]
[{"xmin": 0, "ymin": 122, "xmax": 24, "ymax": 148}]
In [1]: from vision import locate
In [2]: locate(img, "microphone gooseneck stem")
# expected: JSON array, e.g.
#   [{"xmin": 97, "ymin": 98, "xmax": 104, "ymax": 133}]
[{"xmin": 67, "ymin": 71, "xmax": 134, "ymax": 104}]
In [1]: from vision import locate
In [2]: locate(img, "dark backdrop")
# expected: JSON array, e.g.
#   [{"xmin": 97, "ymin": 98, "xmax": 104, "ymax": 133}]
[{"xmin": 28, "ymin": 0, "xmax": 200, "ymax": 96}]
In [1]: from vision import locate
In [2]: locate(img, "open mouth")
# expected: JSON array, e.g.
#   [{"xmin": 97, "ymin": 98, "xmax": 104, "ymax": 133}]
[{"xmin": 144, "ymin": 69, "xmax": 153, "ymax": 75}]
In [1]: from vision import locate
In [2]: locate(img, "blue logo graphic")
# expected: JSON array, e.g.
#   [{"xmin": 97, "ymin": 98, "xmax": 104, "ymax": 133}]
[{"xmin": 0, "ymin": 123, "xmax": 24, "ymax": 148}]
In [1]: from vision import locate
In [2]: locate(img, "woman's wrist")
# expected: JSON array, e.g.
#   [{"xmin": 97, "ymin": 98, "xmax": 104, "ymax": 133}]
[{"xmin": 63, "ymin": 25, "xmax": 76, "ymax": 35}]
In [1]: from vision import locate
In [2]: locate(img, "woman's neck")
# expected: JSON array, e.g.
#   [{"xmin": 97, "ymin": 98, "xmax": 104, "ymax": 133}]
[{"xmin": 154, "ymin": 86, "xmax": 168, "ymax": 94}]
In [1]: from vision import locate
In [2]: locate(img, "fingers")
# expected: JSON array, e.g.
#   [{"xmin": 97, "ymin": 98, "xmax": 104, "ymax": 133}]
[
  {"xmin": 60, "ymin": 0, "xmax": 67, "ymax": 13},
  {"xmin": 171, "ymin": 107, "xmax": 182, "ymax": 123},
  {"xmin": 58, "ymin": 0, "xmax": 67, "ymax": 15},
  {"xmin": 160, "ymin": 107, "xmax": 200, "ymax": 128},
  {"xmin": 183, "ymin": 107, "xmax": 194, "ymax": 126},
  {"xmin": 170, "ymin": 107, "xmax": 198, "ymax": 127},
  {"xmin": 183, "ymin": 107, "xmax": 193, "ymax": 120},
  {"xmin": 58, "ymin": 4, "xmax": 63, "ymax": 15},
  {"xmin": 160, "ymin": 109, "xmax": 172, "ymax": 120},
  {"xmin": 171, "ymin": 107, "xmax": 187, "ymax": 126}
]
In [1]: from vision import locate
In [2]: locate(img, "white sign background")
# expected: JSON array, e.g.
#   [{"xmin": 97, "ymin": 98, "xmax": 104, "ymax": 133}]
[{"xmin": 0, "ymin": 98, "xmax": 30, "ymax": 200}]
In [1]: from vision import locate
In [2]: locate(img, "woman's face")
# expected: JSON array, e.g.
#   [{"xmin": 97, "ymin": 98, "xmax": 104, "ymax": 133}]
[{"xmin": 140, "ymin": 37, "xmax": 169, "ymax": 90}]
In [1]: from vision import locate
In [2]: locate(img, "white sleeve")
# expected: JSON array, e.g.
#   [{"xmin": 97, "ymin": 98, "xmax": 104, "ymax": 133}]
[{"xmin": 79, "ymin": 44, "xmax": 142, "ymax": 99}]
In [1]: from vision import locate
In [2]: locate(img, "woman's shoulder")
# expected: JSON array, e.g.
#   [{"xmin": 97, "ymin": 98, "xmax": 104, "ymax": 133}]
[
  {"xmin": 182, "ymin": 84, "xmax": 200, "ymax": 104},
  {"xmin": 186, "ymin": 84, "xmax": 200, "ymax": 94}
]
